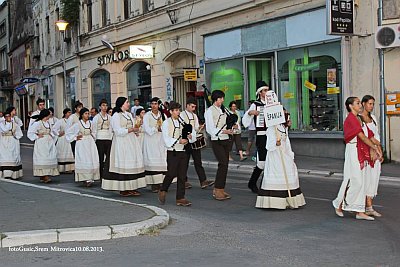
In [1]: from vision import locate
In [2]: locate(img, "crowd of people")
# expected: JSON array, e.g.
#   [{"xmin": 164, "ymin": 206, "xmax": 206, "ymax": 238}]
[{"xmin": 0, "ymin": 85, "xmax": 383, "ymax": 217}]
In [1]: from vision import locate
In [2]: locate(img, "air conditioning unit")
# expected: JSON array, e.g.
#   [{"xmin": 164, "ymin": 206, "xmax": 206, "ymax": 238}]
[{"xmin": 375, "ymin": 24, "xmax": 400, "ymax": 49}]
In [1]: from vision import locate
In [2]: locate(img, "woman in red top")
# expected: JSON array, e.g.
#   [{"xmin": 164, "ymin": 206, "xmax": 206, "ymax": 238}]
[{"xmin": 332, "ymin": 97, "xmax": 382, "ymax": 221}]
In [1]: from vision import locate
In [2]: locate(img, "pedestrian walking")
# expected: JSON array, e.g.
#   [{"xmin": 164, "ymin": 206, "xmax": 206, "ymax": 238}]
[
  {"xmin": 143, "ymin": 97, "xmax": 167, "ymax": 193},
  {"xmin": 256, "ymin": 110, "xmax": 306, "ymax": 209},
  {"xmin": 158, "ymin": 102, "xmax": 196, "ymax": 206},
  {"xmin": 332, "ymin": 97, "xmax": 382, "ymax": 221},
  {"xmin": 242, "ymin": 81, "xmax": 270, "ymax": 193},
  {"xmin": 205, "ymin": 90, "xmax": 235, "ymax": 201},
  {"xmin": 229, "ymin": 101, "xmax": 247, "ymax": 162},
  {"xmin": 0, "ymin": 108, "xmax": 23, "ymax": 179},
  {"xmin": 181, "ymin": 97, "xmax": 214, "ymax": 189},
  {"xmin": 361, "ymin": 95, "xmax": 384, "ymax": 217},
  {"xmin": 52, "ymin": 108, "xmax": 75, "ymax": 173},
  {"xmin": 92, "ymin": 99, "xmax": 113, "ymax": 181},
  {"xmin": 27, "ymin": 109, "xmax": 60, "ymax": 183},
  {"xmin": 66, "ymin": 108, "xmax": 100, "ymax": 187},
  {"xmin": 102, "ymin": 97, "xmax": 146, "ymax": 197}
]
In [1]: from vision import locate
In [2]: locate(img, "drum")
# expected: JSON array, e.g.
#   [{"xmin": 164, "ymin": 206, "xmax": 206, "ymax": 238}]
[{"xmin": 191, "ymin": 133, "xmax": 206, "ymax": 150}]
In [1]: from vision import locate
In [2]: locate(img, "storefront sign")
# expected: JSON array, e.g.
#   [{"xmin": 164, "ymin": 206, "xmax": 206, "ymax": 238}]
[
  {"xmin": 184, "ymin": 69, "xmax": 198, "ymax": 82},
  {"xmin": 294, "ymin": 62, "xmax": 320, "ymax": 72},
  {"xmin": 20, "ymin": 77, "xmax": 39, "ymax": 84},
  {"xmin": 97, "ymin": 50, "xmax": 130, "ymax": 66},
  {"xmin": 327, "ymin": 0, "xmax": 354, "ymax": 35},
  {"xmin": 265, "ymin": 104, "xmax": 286, "ymax": 127},
  {"xmin": 386, "ymin": 93, "xmax": 400, "ymax": 115},
  {"xmin": 129, "ymin": 45, "xmax": 154, "ymax": 59},
  {"xmin": 304, "ymin": 80, "xmax": 317, "ymax": 92},
  {"xmin": 284, "ymin": 92, "xmax": 295, "ymax": 99},
  {"xmin": 327, "ymin": 87, "xmax": 340, "ymax": 94},
  {"xmin": 15, "ymin": 84, "xmax": 27, "ymax": 96}
]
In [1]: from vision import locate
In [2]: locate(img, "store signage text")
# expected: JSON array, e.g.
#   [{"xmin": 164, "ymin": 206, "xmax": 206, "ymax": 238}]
[
  {"xmin": 184, "ymin": 69, "xmax": 198, "ymax": 82},
  {"xmin": 129, "ymin": 45, "xmax": 154, "ymax": 59},
  {"xmin": 327, "ymin": 0, "xmax": 354, "ymax": 35},
  {"xmin": 294, "ymin": 62, "xmax": 320, "ymax": 72},
  {"xmin": 97, "ymin": 50, "xmax": 130, "ymax": 66}
]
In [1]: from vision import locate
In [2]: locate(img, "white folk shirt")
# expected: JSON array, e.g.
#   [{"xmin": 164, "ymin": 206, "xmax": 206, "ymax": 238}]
[
  {"xmin": 162, "ymin": 117, "xmax": 196, "ymax": 151},
  {"xmin": 92, "ymin": 113, "xmax": 113, "ymax": 140},
  {"xmin": 205, "ymin": 105, "xmax": 229, "ymax": 141}
]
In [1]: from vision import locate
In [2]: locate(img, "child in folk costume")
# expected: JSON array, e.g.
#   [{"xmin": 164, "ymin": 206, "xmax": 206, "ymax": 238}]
[
  {"xmin": 27, "ymin": 109, "xmax": 60, "ymax": 183},
  {"xmin": 66, "ymin": 108, "xmax": 100, "ymax": 187},
  {"xmin": 360, "ymin": 95, "xmax": 384, "ymax": 217},
  {"xmin": 52, "ymin": 108, "xmax": 75, "ymax": 173},
  {"xmin": 92, "ymin": 99, "xmax": 113, "ymax": 180},
  {"xmin": 332, "ymin": 97, "xmax": 383, "ymax": 221},
  {"xmin": 66, "ymin": 101, "xmax": 84, "ymax": 156},
  {"xmin": 48, "ymin": 107, "xmax": 59, "ymax": 128},
  {"xmin": 158, "ymin": 102, "xmax": 196, "ymax": 206},
  {"xmin": 0, "ymin": 108, "xmax": 23, "ymax": 179},
  {"xmin": 102, "ymin": 97, "xmax": 147, "ymax": 197},
  {"xmin": 133, "ymin": 108, "xmax": 145, "ymax": 149},
  {"xmin": 143, "ymin": 97, "xmax": 167, "ymax": 193},
  {"xmin": 256, "ymin": 110, "xmax": 306, "ymax": 210}
]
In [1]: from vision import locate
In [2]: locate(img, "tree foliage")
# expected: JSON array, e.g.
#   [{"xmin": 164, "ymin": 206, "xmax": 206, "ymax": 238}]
[{"xmin": 60, "ymin": 0, "xmax": 80, "ymax": 26}]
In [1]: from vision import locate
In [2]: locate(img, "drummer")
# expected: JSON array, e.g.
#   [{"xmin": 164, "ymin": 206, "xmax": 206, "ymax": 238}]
[{"xmin": 181, "ymin": 97, "xmax": 215, "ymax": 189}]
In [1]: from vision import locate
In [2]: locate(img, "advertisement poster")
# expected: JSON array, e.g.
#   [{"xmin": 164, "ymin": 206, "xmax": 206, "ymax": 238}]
[
  {"xmin": 327, "ymin": 68, "xmax": 337, "ymax": 88},
  {"xmin": 386, "ymin": 93, "xmax": 400, "ymax": 115}
]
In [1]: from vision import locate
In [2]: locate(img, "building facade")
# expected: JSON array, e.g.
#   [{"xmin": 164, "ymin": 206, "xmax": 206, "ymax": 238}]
[
  {"xmin": 0, "ymin": 0, "xmax": 12, "ymax": 112},
  {"xmin": 30, "ymin": 0, "xmax": 398, "ymax": 161}
]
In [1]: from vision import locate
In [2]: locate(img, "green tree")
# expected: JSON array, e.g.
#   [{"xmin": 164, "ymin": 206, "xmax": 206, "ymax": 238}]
[{"xmin": 60, "ymin": 0, "xmax": 80, "ymax": 26}]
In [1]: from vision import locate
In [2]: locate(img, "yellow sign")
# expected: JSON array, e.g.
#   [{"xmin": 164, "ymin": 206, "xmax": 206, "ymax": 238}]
[
  {"xmin": 184, "ymin": 69, "xmax": 197, "ymax": 81},
  {"xmin": 304, "ymin": 80, "xmax": 316, "ymax": 92},
  {"xmin": 233, "ymin": 94, "xmax": 242, "ymax": 100},
  {"xmin": 284, "ymin": 92, "xmax": 295, "ymax": 99},
  {"xmin": 386, "ymin": 93, "xmax": 400, "ymax": 115},
  {"xmin": 327, "ymin": 87, "xmax": 340, "ymax": 94}
]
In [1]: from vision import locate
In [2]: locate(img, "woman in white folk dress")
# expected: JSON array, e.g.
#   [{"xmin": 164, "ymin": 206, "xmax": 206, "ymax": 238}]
[
  {"xmin": 66, "ymin": 108, "xmax": 100, "ymax": 187},
  {"xmin": 27, "ymin": 109, "xmax": 60, "ymax": 183},
  {"xmin": 256, "ymin": 110, "xmax": 306, "ymax": 210},
  {"xmin": 332, "ymin": 97, "xmax": 382, "ymax": 221},
  {"xmin": 0, "ymin": 108, "xmax": 23, "ymax": 179},
  {"xmin": 53, "ymin": 108, "xmax": 75, "ymax": 173},
  {"xmin": 361, "ymin": 95, "xmax": 384, "ymax": 217},
  {"xmin": 101, "ymin": 97, "xmax": 147, "ymax": 197},
  {"xmin": 133, "ymin": 108, "xmax": 145, "ymax": 149},
  {"xmin": 9, "ymin": 106, "xmax": 23, "ymax": 128}
]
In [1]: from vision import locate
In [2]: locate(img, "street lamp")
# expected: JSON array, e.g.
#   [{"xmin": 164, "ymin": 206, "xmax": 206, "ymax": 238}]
[{"xmin": 56, "ymin": 20, "xmax": 69, "ymax": 108}]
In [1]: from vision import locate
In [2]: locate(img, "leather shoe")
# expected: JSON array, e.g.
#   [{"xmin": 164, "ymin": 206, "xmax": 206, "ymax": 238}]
[
  {"xmin": 356, "ymin": 213, "xmax": 375, "ymax": 221},
  {"xmin": 176, "ymin": 198, "xmax": 192, "ymax": 206},
  {"xmin": 158, "ymin": 191, "xmax": 167, "ymax": 205},
  {"xmin": 200, "ymin": 180, "xmax": 215, "ymax": 189},
  {"xmin": 185, "ymin": 182, "xmax": 192, "ymax": 189},
  {"xmin": 213, "ymin": 188, "xmax": 229, "ymax": 201}
]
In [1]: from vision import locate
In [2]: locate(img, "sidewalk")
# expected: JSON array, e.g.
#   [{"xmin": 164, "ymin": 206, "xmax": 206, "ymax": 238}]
[
  {"xmin": 0, "ymin": 179, "xmax": 169, "ymax": 248},
  {"xmin": 199, "ymin": 147, "xmax": 400, "ymax": 179}
]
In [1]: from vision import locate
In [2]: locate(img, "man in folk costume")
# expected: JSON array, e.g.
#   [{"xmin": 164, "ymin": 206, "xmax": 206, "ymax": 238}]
[
  {"xmin": 242, "ymin": 81, "xmax": 270, "ymax": 193},
  {"xmin": 158, "ymin": 102, "xmax": 196, "ymax": 206},
  {"xmin": 181, "ymin": 97, "xmax": 214, "ymax": 189},
  {"xmin": 205, "ymin": 90, "xmax": 237, "ymax": 201},
  {"xmin": 66, "ymin": 101, "xmax": 84, "ymax": 156},
  {"xmin": 92, "ymin": 99, "xmax": 113, "ymax": 180},
  {"xmin": 29, "ymin": 98, "xmax": 46, "ymax": 128},
  {"xmin": 143, "ymin": 97, "xmax": 167, "ymax": 192}
]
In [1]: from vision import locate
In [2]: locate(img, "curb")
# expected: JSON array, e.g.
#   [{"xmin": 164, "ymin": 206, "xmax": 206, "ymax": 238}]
[
  {"xmin": 0, "ymin": 179, "xmax": 170, "ymax": 248},
  {"xmin": 193, "ymin": 160, "xmax": 400, "ymax": 182}
]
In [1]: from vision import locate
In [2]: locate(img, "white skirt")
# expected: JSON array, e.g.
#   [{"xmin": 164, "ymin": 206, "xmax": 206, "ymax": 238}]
[
  {"xmin": 56, "ymin": 135, "xmax": 75, "ymax": 172},
  {"xmin": 143, "ymin": 132, "xmax": 167, "ymax": 184},
  {"xmin": 33, "ymin": 135, "xmax": 60, "ymax": 177},
  {"xmin": 365, "ymin": 160, "xmax": 381, "ymax": 198},
  {"xmin": 74, "ymin": 136, "xmax": 100, "ymax": 182},
  {"xmin": 0, "ymin": 136, "xmax": 23, "ymax": 179},
  {"xmin": 332, "ymin": 143, "xmax": 366, "ymax": 212}
]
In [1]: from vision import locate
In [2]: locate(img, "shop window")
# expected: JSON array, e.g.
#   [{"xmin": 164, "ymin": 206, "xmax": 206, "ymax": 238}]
[
  {"xmin": 126, "ymin": 62, "xmax": 152, "ymax": 108},
  {"xmin": 278, "ymin": 42, "xmax": 342, "ymax": 132},
  {"xmin": 205, "ymin": 59, "xmax": 244, "ymax": 110},
  {"xmin": 92, "ymin": 70, "xmax": 111, "ymax": 107}
]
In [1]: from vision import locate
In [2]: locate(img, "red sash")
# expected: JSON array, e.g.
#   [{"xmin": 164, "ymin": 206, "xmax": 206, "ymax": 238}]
[{"xmin": 344, "ymin": 113, "xmax": 374, "ymax": 169}]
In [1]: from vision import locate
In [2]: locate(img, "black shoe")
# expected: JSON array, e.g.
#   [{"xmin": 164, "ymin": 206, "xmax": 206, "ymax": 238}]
[{"xmin": 248, "ymin": 183, "xmax": 258, "ymax": 194}]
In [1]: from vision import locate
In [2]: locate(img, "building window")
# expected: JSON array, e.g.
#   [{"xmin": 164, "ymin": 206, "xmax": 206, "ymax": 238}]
[
  {"xmin": 124, "ymin": 0, "xmax": 130, "ymax": 19},
  {"xmin": 126, "ymin": 62, "xmax": 152, "ymax": 108},
  {"xmin": 102, "ymin": 0, "xmax": 108, "ymax": 27},
  {"xmin": 0, "ymin": 47, "xmax": 7, "ymax": 71},
  {"xmin": 143, "ymin": 0, "xmax": 154, "ymax": 13},
  {"xmin": 91, "ymin": 70, "xmax": 111, "ymax": 108},
  {"xmin": 278, "ymin": 42, "xmax": 342, "ymax": 132},
  {"xmin": 0, "ymin": 21, "xmax": 6, "ymax": 38},
  {"xmin": 87, "ymin": 0, "xmax": 93, "ymax": 31}
]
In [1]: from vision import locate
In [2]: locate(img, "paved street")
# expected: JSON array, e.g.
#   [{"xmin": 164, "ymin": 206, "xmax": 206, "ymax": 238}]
[{"xmin": 1, "ymin": 146, "xmax": 399, "ymax": 266}]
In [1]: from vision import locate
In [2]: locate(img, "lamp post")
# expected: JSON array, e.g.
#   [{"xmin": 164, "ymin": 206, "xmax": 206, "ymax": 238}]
[{"xmin": 56, "ymin": 20, "xmax": 69, "ymax": 108}]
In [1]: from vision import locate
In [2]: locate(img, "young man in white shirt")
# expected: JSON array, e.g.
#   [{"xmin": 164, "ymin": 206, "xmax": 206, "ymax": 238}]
[{"xmin": 130, "ymin": 98, "xmax": 144, "ymax": 118}]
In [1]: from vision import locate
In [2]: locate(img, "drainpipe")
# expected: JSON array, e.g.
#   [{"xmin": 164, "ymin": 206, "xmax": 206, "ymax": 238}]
[{"xmin": 378, "ymin": 0, "xmax": 386, "ymax": 153}]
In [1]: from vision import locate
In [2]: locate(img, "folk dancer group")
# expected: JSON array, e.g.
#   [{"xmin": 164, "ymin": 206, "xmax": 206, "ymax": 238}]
[{"xmin": 0, "ymin": 87, "xmax": 384, "ymax": 216}]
